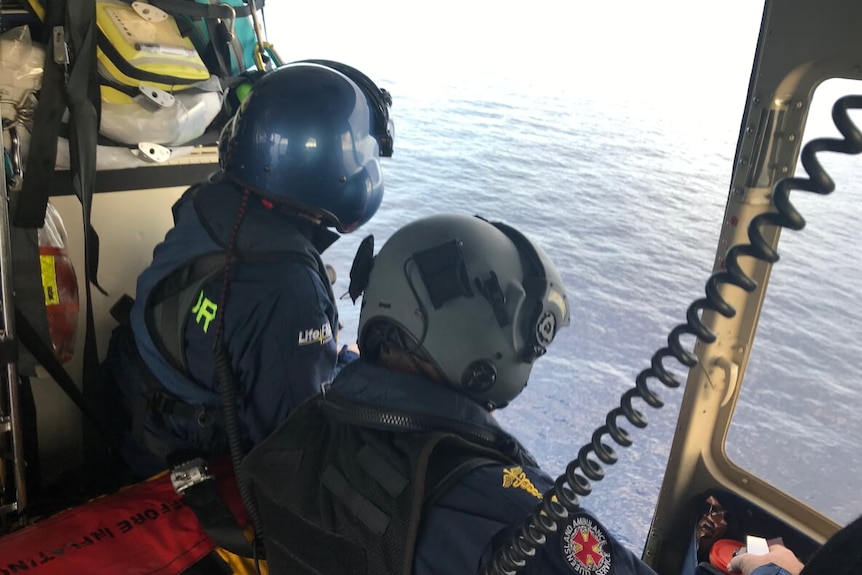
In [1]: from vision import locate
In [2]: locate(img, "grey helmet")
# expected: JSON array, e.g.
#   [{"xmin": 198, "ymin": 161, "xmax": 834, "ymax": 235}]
[{"xmin": 356, "ymin": 213, "xmax": 571, "ymax": 409}]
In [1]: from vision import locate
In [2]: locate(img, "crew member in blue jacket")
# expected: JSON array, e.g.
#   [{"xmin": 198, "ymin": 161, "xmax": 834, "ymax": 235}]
[
  {"xmin": 104, "ymin": 60, "xmax": 394, "ymax": 478},
  {"xmin": 242, "ymin": 214, "xmax": 660, "ymax": 574}
]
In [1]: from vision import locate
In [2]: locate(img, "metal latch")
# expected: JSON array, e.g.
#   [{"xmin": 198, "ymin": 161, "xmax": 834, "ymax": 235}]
[
  {"xmin": 132, "ymin": 1, "xmax": 169, "ymax": 22},
  {"xmin": 135, "ymin": 142, "xmax": 172, "ymax": 163},
  {"xmin": 138, "ymin": 84, "xmax": 175, "ymax": 109},
  {"xmin": 52, "ymin": 27, "xmax": 69, "ymax": 66},
  {"xmin": 170, "ymin": 458, "xmax": 214, "ymax": 494},
  {"xmin": 52, "ymin": 26, "xmax": 70, "ymax": 81}
]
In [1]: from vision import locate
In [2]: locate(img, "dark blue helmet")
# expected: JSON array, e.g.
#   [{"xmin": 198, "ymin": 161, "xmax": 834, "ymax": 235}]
[{"xmin": 220, "ymin": 60, "xmax": 393, "ymax": 232}]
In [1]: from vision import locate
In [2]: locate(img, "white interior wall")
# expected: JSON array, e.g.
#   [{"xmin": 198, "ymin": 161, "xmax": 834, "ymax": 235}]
[{"xmin": 30, "ymin": 186, "xmax": 185, "ymax": 482}]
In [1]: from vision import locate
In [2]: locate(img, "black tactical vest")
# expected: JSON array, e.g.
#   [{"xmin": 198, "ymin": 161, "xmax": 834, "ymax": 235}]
[{"xmin": 242, "ymin": 393, "xmax": 535, "ymax": 575}]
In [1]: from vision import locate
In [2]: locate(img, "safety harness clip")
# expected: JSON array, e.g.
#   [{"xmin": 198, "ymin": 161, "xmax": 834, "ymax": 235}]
[{"xmin": 170, "ymin": 458, "xmax": 214, "ymax": 494}]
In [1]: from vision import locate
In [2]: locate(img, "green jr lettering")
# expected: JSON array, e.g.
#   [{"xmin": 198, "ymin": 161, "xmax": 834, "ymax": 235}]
[{"xmin": 191, "ymin": 290, "xmax": 218, "ymax": 333}]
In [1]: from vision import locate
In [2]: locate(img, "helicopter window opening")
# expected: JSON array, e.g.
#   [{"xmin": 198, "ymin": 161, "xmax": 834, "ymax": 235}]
[{"xmin": 725, "ymin": 78, "xmax": 862, "ymax": 526}]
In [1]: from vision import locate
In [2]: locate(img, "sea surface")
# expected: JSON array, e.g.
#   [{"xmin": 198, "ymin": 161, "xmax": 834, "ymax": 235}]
[{"xmin": 265, "ymin": 0, "xmax": 862, "ymax": 553}]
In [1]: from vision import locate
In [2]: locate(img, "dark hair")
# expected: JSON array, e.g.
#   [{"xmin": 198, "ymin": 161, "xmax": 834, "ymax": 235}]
[
  {"xmin": 800, "ymin": 515, "xmax": 862, "ymax": 575},
  {"xmin": 360, "ymin": 319, "xmax": 424, "ymax": 365}
]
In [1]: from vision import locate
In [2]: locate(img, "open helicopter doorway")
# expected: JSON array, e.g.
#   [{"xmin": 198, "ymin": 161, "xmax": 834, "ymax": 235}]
[{"xmin": 724, "ymin": 77, "xmax": 862, "ymax": 526}]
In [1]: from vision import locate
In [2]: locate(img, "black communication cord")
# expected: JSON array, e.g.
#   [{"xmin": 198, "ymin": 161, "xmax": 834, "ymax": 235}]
[{"xmin": 480, "ymin": 94, "xmax": 862, "ymax": 575}]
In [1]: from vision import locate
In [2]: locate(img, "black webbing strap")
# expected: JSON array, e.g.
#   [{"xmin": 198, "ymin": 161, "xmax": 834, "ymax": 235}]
[
  {"xmin": 148, "ymin": 252, "xmax": 226, "ymax": 375},
  {"xmin": 14, "ymin": 0, "xmax": 66, "ymax": 228},
  {"xmin": 52, "ymin": 0, "xmax": 110, "ymax": 474},
  {"xmin": 322, "ymin": 464, "xmax": 391, "ymax": 536},
  {"xmin": 423, "ymin": 455, "xmax": 501, "ymax": 508},
  {"xmin": 119, "ymin": 325, "xmax": 222, "ymax": 460},
  {"xmin": 208, "ymin": 18, "xmax": 235, "ymax": 80},
  {"xmin": 59, "ymin": 0, "xmax": 105, "ymax": 421},
  {"xmin": 148, "ymin": 0, "xmax": 265, "ymax": 21},
  {"xmin": 13, "ymin": 306, "xmax": 119, "ymax": 452},
  {"xmin": 16, "ymin": 0, "xmax": 105, "ymax": 290},
  {"xmin": 16, "ymin": 1, "xmax": 104, "ymax": 382},
  {"xmin": 149, "ymin": 0, "xmax": 266, "ymax": 79},
  {"xmin": 182, "ymin": 475, "xmax": 255, "ymax": 558}
]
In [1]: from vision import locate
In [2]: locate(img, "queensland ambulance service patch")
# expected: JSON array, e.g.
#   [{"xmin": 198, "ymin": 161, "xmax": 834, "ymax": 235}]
[{"xmin": 561, "ymin": 513, "xmax": 613, "ymax": 575}]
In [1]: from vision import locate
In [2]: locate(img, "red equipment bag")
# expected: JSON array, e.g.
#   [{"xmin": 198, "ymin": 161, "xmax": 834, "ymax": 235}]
[
  {"xmin": 0, "ymin": 462, "xmax": 247, "ymax": 575},
  {"xmin": 38, "ymin": 202, "xmax": 80, "ymax": 364}
]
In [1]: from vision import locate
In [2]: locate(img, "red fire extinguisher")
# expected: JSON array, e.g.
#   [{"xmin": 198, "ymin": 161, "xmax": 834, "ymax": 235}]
[{"xmin": 38, "ymin": 202, "xmax": 79, "ymax": 364}]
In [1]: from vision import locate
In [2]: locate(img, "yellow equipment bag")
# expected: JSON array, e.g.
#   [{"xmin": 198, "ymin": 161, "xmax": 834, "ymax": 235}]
[{"xmin": 96, "ymin": 0, "xmax": 210, "ymax": 91}]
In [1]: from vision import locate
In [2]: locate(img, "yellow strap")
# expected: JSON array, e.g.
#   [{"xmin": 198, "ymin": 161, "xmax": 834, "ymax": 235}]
[
  {"xmin": 213, "ymin": 525, "xmax": 269, "ymax": 575},
  {"xmin": 40, "ymin": 254, "xmax": 60, "ymax": 305},
  {"xmin": 253, "ymin": 42, "xmax": 282, "ymax": 72}
]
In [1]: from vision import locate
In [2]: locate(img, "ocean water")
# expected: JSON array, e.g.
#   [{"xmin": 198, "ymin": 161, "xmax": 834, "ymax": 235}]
[{"xmin": 264, "ymin": 0, "xmax": 862, "ymax": 553}]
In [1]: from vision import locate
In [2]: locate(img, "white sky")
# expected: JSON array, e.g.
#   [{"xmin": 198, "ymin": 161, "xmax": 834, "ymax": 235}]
[{"xmin": 262, "ymin": 0, "xmax": 766, "ymax": 95}]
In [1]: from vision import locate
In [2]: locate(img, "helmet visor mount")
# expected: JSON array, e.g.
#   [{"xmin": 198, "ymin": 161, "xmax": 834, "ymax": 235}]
[
  {"xmin": 489, "ymin": 220, "xmax": 570, "ymax": 364},
  {"xmin": 292, "ymin": 59, "xmax": 394, "ymax": 157}
]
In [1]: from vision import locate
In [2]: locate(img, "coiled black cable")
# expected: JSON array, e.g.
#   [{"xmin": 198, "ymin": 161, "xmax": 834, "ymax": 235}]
[
  {"xmin": 214, "ymin": 346, "xmax": 266, "ymax": 565},
  {"xmin": 212, "ymin": 190, "xmax": 266, "ymax": 567},
  {"xmin": 480, "ymin": 94, "xmax": 862, "ymax": 575}
]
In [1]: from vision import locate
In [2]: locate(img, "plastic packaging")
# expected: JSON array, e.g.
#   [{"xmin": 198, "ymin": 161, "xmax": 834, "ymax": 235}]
[
  {"xmin": 99, "ymin": 80, "xmax": 224, "ymax": 146},
  {"xmin": 1, "ymin": 26, "xmax": 43, "ymax": 162},
  {"xmin": 0, "ymin": 26, "xmax": 45, "ymax": 105},
  {"xmin": 38, "ymin": 203, "xmax": 80, "ymax": 363}
]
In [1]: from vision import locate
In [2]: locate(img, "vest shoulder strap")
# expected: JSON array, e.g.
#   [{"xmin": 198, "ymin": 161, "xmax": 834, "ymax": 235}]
[
  {"xmin": 146, "ymin": 248, "xmax": 319, "ymax": 375},
  {"xmin": 423, "ymin": 452, "xmax": 502, "ymax": 508},
  {"xmin": 147, "ymin": 252, "xmax": 225, "ymax": 374}
]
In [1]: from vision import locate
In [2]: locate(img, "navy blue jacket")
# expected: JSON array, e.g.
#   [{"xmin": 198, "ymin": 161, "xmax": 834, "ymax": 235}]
[
  {"xmin": 751, "ymin": 567, "xmax": 793, "ymax": 575},
  {"xmin": 108, "ymin": 177, "xmax": 345, "ymax": 476},
  {"xmin": 326, "ymin": 361, "xmax": 659, "ymax": 575}
]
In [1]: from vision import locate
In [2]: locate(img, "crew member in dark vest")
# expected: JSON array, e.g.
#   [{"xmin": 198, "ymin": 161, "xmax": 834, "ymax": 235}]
[
  {"xmin": 104, "ymin": 60, "xmax": 394, "ymax": 479},
  {"xmin": 243, "ymin": 213, "xmax": 659, "ymax": 574}
]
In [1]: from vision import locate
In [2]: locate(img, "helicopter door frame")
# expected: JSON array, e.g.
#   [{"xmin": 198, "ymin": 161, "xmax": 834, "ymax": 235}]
[{"xmin": 642, "ymin": 0, "xmax": 862, "ymax": 573}]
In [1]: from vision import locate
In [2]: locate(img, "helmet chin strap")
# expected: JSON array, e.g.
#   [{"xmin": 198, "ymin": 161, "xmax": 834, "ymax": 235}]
[
  {"xmin": 292, "ymin": 211, "xmax": 323, "ymax": 225},
  {"xmin": 222, "ymin": 172, "xmax": 339, "ymax": 230}
]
